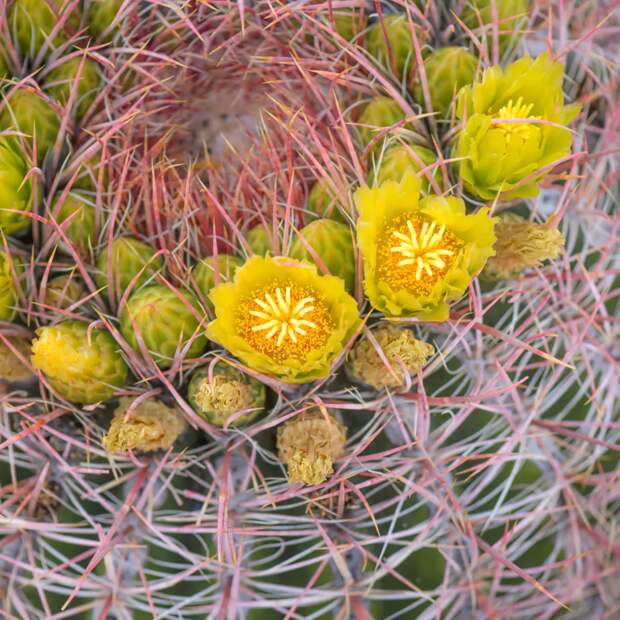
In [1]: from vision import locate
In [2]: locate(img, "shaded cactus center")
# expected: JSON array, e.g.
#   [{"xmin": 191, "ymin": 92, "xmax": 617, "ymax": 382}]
[
  {"xmin": 378, "ymin": 215, "xmax": 462, "ymax": 295},
  {"xmin": 494, "ymin": 97, "xmax": 541, "ymax": 143},
  {"xmin": 238, "ymin": 283, "xmax": 333, "ymax": 361}
]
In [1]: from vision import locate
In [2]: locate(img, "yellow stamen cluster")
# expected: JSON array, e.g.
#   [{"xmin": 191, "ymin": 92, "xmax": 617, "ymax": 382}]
[
  {"xmin": 495, "ymin": 96, "xmax": 541, "ymax": 143},
  {"xmin": 377, "ymin": 215, "xmax": 462, "ymax": 296},
  {"xmin": 237, "ymin": 282, "xmax": 333, "ymax": 362}
]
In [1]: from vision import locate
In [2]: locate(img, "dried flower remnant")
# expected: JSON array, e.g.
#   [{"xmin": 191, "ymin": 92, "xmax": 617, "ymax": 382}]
[
  {"xmin": 207, "ymin": 256, "xmax": 360, "ymax": 383},
  {"xmin": 348, "ymin": 324, "xmax": 434, "ymax": 390},
  {"xmin": 187, "ymin": 362, "xmax": 266, "ymax": 427},
  {"xmin": 31, "ymin": 321, "xmax": 128, "ymax": 404},
  {"xmin": 356, "ymin": 174, "xmax": 496, "ymax": 320},
  {"xmin": 277, "ymin": 409, "xmax": 346, "ymax": 485},
  {"xmin": 483, "ymin": 213, "xmax": 565, "ymax": 280},
  {"xmin": 454, "ymin": 53, "xmax": 580, "ymax": 200},
  {"xmin": 0, "ymin": 337, "xmax": 33, "ymax": 383},
  {"xmin": 102, "ymin": 397, "xmax": 187, "ymax": 453}
]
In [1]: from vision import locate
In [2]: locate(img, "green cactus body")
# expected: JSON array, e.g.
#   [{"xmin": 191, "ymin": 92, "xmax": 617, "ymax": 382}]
[
  {"xmin": 187, "ymin": 362, "xmax": 266, "ymax": 427},
  {"xmin": 375, "ymin": 144, "xmax": 437, "ymax": 191},
  {"xmin": 9, "ymin": 0, "xmax": 80, "ymax": 58},
  {"xmin": 120, "ymin": 285, "xmax": 207, "ymax": 368},
  {"xmin": 31, "ymin": 320, "xmax": 128, "ymax": 404},
  {"xmin": 44, "ymin": 57, "xmax": 102, "ymax": 121},
  {"xmin": 462, "ymin": 0, "xmax": 530, "ymax": 53},
  {"xmin": 192, "ymin": 254, "xmax": 243, "ymax": 305},
  {"xmin": 0, "ymin": 137, "xmax": 32, "ymax": 235},
  {"xmin": 414, "ymin": 47, "xmax": 478, "ymax": 116},
  {"xmin": 0, "ymin": 90, "xmax": 60, "ymax": 158},
  {"xmin": 246, "ymin": 226, "xmax": 273, "ymax": 256},
  {"xmin": 358, "ymin": 95, "xmax": 408, "ymax": 149},
  {"xmin": 87, "ymin": 0, "xmax": 123, "ymax": 40},
  {"xmin": 95, "ymin": 237, "xmax": 163, "ymax": 294},
  {"xmin": 0, "ymin": 251, "xmax": 21, "ymax": 322},
  {"xmin": 332, "ymin": 9, "xmax": 367, "ymax": 41},
  {"xmin": 366, "ymin": 14, "xmax": 426, "ymax": 79},
  {"xmin": 289, "ymin": 219, "xmax": 355, "ymax": 293},
  {"xmin": 0, "ymin": 47, "xmax": 10, "ymax": 80},
  {"xmin": 53, "ymin": 192, "xmax": 96, "ymax": 253}
]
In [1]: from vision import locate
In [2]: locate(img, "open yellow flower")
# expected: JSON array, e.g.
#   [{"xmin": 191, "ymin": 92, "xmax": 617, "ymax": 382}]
[
  {"xmin": 356, "ymin": 174, "xmax": 496, "ymax": 320},
  {"xmin": 454, "ymin": 53, "xmax": 580, "ymax": 200},
  {"xmin": 207, "ymin": 256, "xmax": 360, "ymax": 383}
]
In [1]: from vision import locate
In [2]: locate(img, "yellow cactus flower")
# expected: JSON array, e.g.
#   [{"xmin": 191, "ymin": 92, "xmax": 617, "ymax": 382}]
[
  {"xmin": 102, "ymin": 397, "xmax": 187, "ymax": 454},
  {"xmin": 207, "ymin": 256, "xmax": 361, "ymax": 383},
  {"xmin": 356, "ymin": 174, "xmax": 497, "ymax": 320},
  {"xmin": 277, "ymin": 409, "xmax": 346, "ymax": 485},
  {"xmin": 454, "ymin": 53, "xmax": 580, "ymax": 200}
]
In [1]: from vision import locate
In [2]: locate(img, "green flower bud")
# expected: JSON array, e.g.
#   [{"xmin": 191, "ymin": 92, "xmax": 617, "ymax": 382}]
[
  {"xmin": 358, "ymin": 95, "xmax": 408, "ymax": 149},
  {"xmin": 120, "ymin": 285, "xmax": 207, "ymax": 369},
  {"xmin": 482, "ymin": 213, "xmax": 565, "ymax": 280},
  {"xmin": 307, "ymin": 180, "xmax": 350, "ymax": 222},
  {"xmin": 348, "ymin": 324, "xmax": 434, "ymax": 390},
  {"xmin": 187, "ymin": 362, "xmax": 266, "ymax": 427},
  {"xmin": 366, "ymin": 14, "xmax": 426, "ymax": 79},
  {"xmin": 246, "ymin": 225, "xmax": 273, "ymax": 256},
  {"xmin": 87, "ymin": 0, "xmax": 123, "ymax": 41},
  {"xmin": 414, "ymin": 47, "xmax": 477, "ymax": 116},
  {"xmin": 374, "ymin": 144, "xmax": 437, "ymax": 191},
  {"xmin": 462, "ymin": 0, "xmax": 530, "ymax": 54},
  {"xmin": 332, "ymin": 9, "xmax": 367, "ymax": 41},
  {"xmin": 277, "ymin": 408, "xmax": 346, "ymax": 485},
  {"xmin": 0, "ymin": 337, "xmax": 33, "ymax": 383},
  {"xmin": 9, "ymin": 0, "xmax": 80, "ymax": 58},
  {"xmin": 102, "ymin": 397, "xmax": 187, "ymax": 454},
  {"xmin": 0, "ymin": 251, "xmax": 21, "ymax": 321},
  {"xmin": 31, "ymin": 320, "xmax": 129, "ymax": 404},
  {"xmin": 0, "ymin": 137, "xmax": 33, "ymax": 235},
  {"xmin": 192, "ymin": 254, "xmax": 242, "ymax": 306},
  {"xmin": 95, "ymin": 237, "xmax": 163, "ymax": 294},
  {"xmin": 44, "ymin": 57, "xmax": 102, "ymax": 121},
  {"xmin": 289, "ymin": 219, "xmax": 355, "ymax": 293},
  {"xmin": 53, "ymin": 192, "xmax": 96, "ymax": 254},
  {"xmin": 43, "ymin": 274, "xmax": 86, "ymax": 311},
  {"xmin": 0, "ymin": 89, "xmax": 60, "ymax": 158}
]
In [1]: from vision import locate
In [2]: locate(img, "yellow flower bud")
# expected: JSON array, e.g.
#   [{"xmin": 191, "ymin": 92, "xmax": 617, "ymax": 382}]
[
  {"xmin": 102, "ymin": 397, "xmax": 187, "ymax": 454},
  {"xmin": 348, "ymin": 324, "xmax": 434, "ymax": 390},
  {"xmin": 277, "ymin": 409, "xmax": 346, "ymax": 485},
  {"xmin": 483, "ymin": 213, "xmax": 565, "ymax": 280}
]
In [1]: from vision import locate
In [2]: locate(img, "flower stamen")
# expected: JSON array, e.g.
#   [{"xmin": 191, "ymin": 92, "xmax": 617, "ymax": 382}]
[{"xmin": 495, "ymin": 96, "xmax": 541, "ymax": 143}]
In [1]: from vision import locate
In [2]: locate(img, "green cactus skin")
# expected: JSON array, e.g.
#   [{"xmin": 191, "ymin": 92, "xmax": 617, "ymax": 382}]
[
  {"xmin": 0, "ymin": 251, "xmax": 21, "ymax": 322},
  {"xmin": 9, "ymin": 0, "xmax": 80, "ymax": 58},
  {"xmin": 0, "ymin": 47, "xmax": 11, "ymax": 80},
  {"xmin": 332, "ymin": 9, "xmax": 367, "ymax": 41},
  {"xmin": 120, "ymin": 285, "xmax": 207, "ymax": 369},
  {"xmin": 0, "ymin": 89, "xmax": 60, "ymax": 159},
  {"xmin": 462, "ymin": 0, "xmax": 530, "ymax": 53},
  {"xmin": 187, "ymin": 362, "xmax": 266, "ymax": 427},
  {"xmin": 43, "ymin": 274, "xmax": 86, "ymax": 311},
  {"xmin": 246, "ymin": 226, "xmax": 273, "ymax": 256},
  {"xmin": 44, "ymin": 57, "xmax": 102, "ymax": 121},
  {"xmin": 414, "ymin": 47, "xmax": 478, "ymax": 116},
  {"xmin": 95, "ymin": 237, "xmax": 163, "ymax": 294},
  {"xmin": 366, "ymin": 14, "xmax": 425, "ymax": 79},
  {"xmin": 307, "ymin": 179, "xmax": 351, "ymax": 223},
  {"xmin": 192, "ymin": 254, "xmax": 243, "ymax": 305},
  {"xmin": 358, "ymin": 96, "xmax": 408, "ymax": 149},
  {"xmin": 87, "ymin": 0, "xmax": 124, "ymax": 41},
  {"xmin": 289, "ymin": 219, "xmax": 355, "ymax": 293},
  {"xmin": 374, "ymin": 144, "xmax": 437, "ymax": 191},
  {"xmin": 30, "ymin": 320, "xmax": 129, "ymax": 404},
  {"xmin": 72, "ymin": 152, "xmax": 108, "ymax": 192},
  {"xmin": 53, "ymin": 192, "xmax": 96, "ymax": 253},
  {"xmin": 0, "ymin": 137, "xmax": 33, "ymax": 235}
]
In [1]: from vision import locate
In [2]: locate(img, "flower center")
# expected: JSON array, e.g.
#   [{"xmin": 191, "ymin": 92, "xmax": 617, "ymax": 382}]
[
  {"xmin": 377, "ymin": 215, "xmax": 462, "ymax": 296},
  {"xmin": 495, "ymin": 97, "xmax": 541, "ymax": 144},
  {"xmin": 237, "ymin": 283, "xmax": 333, "ymax": 362}
]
